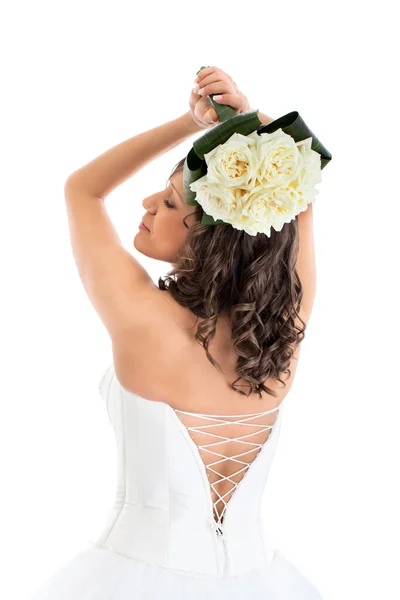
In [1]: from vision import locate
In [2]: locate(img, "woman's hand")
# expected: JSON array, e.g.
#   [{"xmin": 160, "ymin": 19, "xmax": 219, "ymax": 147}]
[{"xmin": 189, "ymin": 66, "xmax": 251, "ymax": 131}]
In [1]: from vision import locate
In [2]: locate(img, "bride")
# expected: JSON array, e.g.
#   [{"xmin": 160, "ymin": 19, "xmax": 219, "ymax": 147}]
[{"xmin": 29, "ymin": 64, "xmax": 330, "ymax": 598}]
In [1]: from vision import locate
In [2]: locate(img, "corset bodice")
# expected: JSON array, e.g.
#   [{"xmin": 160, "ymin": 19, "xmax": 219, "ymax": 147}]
[{"xmin": 91, "ymin": 363, "xmax": 285, "ymax": 578}]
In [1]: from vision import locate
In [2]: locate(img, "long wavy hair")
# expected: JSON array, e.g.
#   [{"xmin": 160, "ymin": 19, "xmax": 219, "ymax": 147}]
[{"xmin": 157, "ymin": 157, "xmax": 307, "ymax": 399}]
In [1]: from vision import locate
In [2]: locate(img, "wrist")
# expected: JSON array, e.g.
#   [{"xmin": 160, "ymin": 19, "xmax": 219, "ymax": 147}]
[{"xmin": 180, "ymin": 111, "xmax": 203, "ymax": 135}]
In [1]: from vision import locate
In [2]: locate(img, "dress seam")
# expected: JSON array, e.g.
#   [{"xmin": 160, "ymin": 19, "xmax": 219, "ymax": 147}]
[{"xmin": 101, "ymin": 383, "xmax": 127, "ymax": 545}]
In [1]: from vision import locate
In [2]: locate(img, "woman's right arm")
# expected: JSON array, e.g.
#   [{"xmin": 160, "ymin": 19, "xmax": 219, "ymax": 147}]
[
  {"xmin": 255, "ymin": 109, "xmax": 317, "ymax": 322},
  {"xmin": 295, "ymin": 203, "xmax": 317, "ymax": 321},
  {"xmin": 256, "ymin": 111, "xmax": 275, "ymax": 126}
]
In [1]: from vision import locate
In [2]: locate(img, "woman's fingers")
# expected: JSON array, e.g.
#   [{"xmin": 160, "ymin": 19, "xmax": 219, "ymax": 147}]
[
  {"xmin": 194, "ymin": 98, "xmax": 218, "ymax": 123},
  {"xmin": 195, "ymin": 66, "xmax": 217, "ymax": 81},
  {"xmin": 195, "ymin": 71, "xmax": 231, "ymax": 91},
  {"xmin": 212, "ymin": 93, "xmax": 244, "ymax": 111},
  {"xmin": 197, "ymin": 79, "xmax": 233, "ymax": 98},
  {"xmin": 196, "ymin": 66, "xmax": 233, "ymax": 85},
  {"xmin": 206, "ymin": 107, "xmax": 219, "ymax": 123}
]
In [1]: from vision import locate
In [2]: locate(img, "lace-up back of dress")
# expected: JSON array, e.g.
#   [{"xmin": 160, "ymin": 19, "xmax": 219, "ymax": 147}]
[{"xmin": 173, "ymin": 404, "xmax": 281, "ymax": 528}]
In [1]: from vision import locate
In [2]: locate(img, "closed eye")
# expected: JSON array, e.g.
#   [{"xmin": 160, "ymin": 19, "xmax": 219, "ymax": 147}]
[{"xmin": 163, "ymin": 199, "xmax": 175, "ymax": 209}]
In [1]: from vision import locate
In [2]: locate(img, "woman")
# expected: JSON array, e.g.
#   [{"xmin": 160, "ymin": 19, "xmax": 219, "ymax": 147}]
[{"xmin": 29, "ymin": 65, "xmax": 327, "ymax": 598}]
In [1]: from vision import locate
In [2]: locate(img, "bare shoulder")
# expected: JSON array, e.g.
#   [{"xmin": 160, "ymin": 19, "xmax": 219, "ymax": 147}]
[{"xmin": 111, "ymin": 288, "xmax": 195, "ymax": 399}]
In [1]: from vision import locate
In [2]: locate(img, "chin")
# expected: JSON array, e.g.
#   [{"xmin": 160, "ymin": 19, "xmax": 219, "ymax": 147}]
[
  {"xmin": 133, "ymin": 235, "xmax": 145, "ymax": 252},
  {"xmin": 133, "ymin": 237, "xmax": 154, "ymax": 259}
]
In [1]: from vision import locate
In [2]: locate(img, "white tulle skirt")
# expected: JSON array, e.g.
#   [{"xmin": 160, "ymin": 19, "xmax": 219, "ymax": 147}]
[{"xmin": 28, "ymin": 544, "xmax": 323, "ymax": 599}]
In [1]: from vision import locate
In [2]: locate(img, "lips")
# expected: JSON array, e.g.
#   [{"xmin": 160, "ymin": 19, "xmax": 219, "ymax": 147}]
[{"xmin": 141, "ymin": 221, "xmax": 150, "ymax": 231}]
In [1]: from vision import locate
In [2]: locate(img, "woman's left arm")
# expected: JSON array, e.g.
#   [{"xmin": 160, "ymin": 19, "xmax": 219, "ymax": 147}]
[{"xmin": 65, "ymin": 111, "xmax": 200, "ymax": 199}]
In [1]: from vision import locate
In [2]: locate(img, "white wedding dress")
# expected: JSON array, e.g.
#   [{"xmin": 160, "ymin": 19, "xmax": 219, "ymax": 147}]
[{"xmin": 28, "ymin": 361, "xmax": 323, "ymax": 599}]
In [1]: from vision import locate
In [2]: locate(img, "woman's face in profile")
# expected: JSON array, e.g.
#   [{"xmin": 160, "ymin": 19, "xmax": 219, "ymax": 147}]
[{"xmin": 134, "ymin": 169, "xmax": 198, "ymax": 263}]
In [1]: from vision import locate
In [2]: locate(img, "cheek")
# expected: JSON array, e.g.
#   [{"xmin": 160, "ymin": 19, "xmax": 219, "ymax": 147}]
[
  {"xmin": 162, "ymin": 210, "xmax": 187, "ymax": 232},
  {"xmin": 157, "ymin": 213, "xmax": 187, "ymax": 245}
]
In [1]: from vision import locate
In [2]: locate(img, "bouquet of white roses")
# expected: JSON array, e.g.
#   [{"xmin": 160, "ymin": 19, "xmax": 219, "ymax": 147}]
[
  {"xmin": 190, "ymin": 128, "xmax": 323, "ymax": 237},
  {"xmin": 183, "ymin": 72, "xmax": 332, "ymax": 237}
]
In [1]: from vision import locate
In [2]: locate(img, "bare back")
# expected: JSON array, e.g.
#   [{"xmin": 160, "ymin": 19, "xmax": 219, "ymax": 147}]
[
  {"xmin": 113, "ymin": 288, "xmax": 304, "ymax": 414},
  {"xmin": 111, "ymin": 288, "xmax": 307, "ymax": 526}
]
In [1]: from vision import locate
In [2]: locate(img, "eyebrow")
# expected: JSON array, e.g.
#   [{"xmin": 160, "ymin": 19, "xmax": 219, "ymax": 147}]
[{"xmin": 170, "ymin": 181, "xmax": 183, "ymax": 202}]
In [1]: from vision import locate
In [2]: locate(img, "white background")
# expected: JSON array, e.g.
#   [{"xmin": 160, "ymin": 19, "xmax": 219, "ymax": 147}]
[{"xmin": 1, "ymin": 1, "xmax": 399, "ymax": 599}]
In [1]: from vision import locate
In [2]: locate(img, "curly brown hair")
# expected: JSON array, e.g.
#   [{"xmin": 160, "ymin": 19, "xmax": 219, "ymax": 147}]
[{"xmin": 157, "ymin": 157, "xmax": 307, "ymax": 399}]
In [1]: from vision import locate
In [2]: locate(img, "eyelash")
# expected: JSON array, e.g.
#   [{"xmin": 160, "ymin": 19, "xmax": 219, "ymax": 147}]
[{"xmin": 163, "ymin": 199, "xmax": 174, "ymax": 209}]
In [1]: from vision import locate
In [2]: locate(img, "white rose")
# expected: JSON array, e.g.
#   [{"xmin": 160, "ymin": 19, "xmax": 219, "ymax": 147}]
[
  {"xmin": 203, "ymin": 132, "xmax": 259, "ymax": 188},
  {"xmin": 241, "ymin": 183, "xmax": 301, "ymax": 236},
  {"xmin": 296, "ymin": 137, "xmax": 322, "ymax": 202},
  {"xmin": 286, "ymin": 137, "xmax": 322, "ymax": 213},
  {"xmin": 253, "ymin": 128, "xmax": 303, "ymax": 189},
  {"xmin": 189, "ymin": 176, "xmax": 246, "ymax": 225}
]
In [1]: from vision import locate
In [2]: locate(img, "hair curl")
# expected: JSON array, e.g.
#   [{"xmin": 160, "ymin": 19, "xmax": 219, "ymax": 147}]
[{"xmin": 157, "ymin": 157, "xmax": 307, "ymax": 399}]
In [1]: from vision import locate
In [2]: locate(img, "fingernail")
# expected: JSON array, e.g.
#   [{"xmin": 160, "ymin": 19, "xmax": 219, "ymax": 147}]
[{"xmin": 214, "ymin": 95, "xmax": 222, "ymax": 101}]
